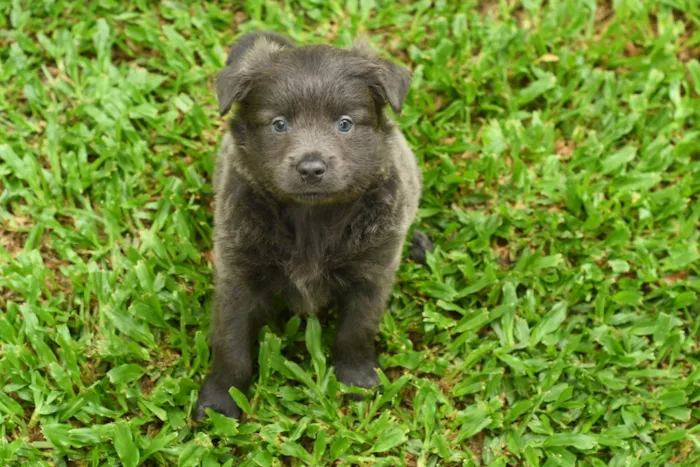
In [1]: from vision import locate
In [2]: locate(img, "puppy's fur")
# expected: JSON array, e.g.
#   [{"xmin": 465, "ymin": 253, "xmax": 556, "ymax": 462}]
[{"xmin": 195, "ymin": 32, "xmax": 431, "ymax": 420}]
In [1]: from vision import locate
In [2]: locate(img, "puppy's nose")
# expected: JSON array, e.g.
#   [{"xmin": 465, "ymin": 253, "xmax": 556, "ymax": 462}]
[{"xmin": 296, "ymin": 156, "xmax": 327, "ymax": 184}]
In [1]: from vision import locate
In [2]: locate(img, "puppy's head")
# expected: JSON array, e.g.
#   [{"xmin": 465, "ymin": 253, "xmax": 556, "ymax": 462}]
[{"xmin": 216, "ymin": 34, "xmax": 411, "ymax": 205}]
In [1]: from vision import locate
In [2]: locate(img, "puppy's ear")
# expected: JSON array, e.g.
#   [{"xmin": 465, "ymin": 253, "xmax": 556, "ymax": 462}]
[
  {"xmin": 351, "ymin": 37, "xmax": 412, "ymax": 114},
  {"xmin": 215, "ymin": 66, "xmax": 249, "ymax": 117},
  {"xmin": 216, "ymin": 33, "xmax": 292, "ymax": 116}
]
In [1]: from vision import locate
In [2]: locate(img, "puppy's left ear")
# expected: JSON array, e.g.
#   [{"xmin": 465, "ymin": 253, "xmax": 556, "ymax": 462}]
[{"xmin": 351, "ymin": 37, "xmax": 412, "ymax": 114}]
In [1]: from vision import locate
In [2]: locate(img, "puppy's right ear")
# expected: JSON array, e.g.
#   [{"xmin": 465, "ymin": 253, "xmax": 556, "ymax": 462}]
[{"xmin": 216, "ymin": 33, "xmax": 292, "ymax": 117}]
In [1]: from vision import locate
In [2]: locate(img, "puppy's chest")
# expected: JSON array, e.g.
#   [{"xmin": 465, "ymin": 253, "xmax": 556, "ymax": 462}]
[{"xmin": 280, "ymin": 223, "xmax": 349, "ymax": 314}]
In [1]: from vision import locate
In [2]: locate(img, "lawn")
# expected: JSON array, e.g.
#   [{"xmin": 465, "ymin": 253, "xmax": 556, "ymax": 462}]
[{"xmin": 1, "ymin": 0, "xmax": 700, "ymax": 465}]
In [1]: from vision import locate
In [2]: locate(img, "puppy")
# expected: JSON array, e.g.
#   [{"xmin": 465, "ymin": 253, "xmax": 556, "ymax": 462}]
[{"xmin": 195, "ymin": 31, "xmax": 432, "ymax": 420}]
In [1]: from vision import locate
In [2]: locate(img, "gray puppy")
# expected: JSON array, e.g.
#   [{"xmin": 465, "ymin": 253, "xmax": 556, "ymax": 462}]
[{"xmin": 195, "ymin": 31, "xmax": 432, "ymax": 420}]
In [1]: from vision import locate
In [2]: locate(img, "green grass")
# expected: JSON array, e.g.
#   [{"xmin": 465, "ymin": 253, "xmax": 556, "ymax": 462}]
[{"xmin": 1, "ymin": 0, "xmax": 700, "ymax": 465}]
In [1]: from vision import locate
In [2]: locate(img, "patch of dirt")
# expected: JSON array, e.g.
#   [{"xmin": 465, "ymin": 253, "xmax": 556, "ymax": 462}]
[
  {"xmin": 429, "ymin": 372, "xmax": 458, "ymax": 397},
  {"xmin": 38, "ymin": 232, "xmax": 76, "ymax": 301},
  {"xmin": 492, "ymin": 237, "xmax": 511, "ymax": 268},
  {"xmin": 0, "ymin": 229, "xmax": 26, "ymax": 257},
  {"xmin": 669, "ymin": 437, "xmax": 694, "ymax": 463},
  {"xmin": 201, "ymin": 250, "xmax": 215, "ymax": 265},
  {"xmin": 400, "ymin": 383, "xmax": 418, "ymax": 408},
  {"xmin": 80, "ymin": 358, "xmax": 106, "ymax": 387},
  {"xmin": 155, "ymin": 348, "xmax": 181, "ymax": 370},
  {"xmin": 514, "ymin": 7, "xmax": 532, "ymax": 30},
  {"xmin": 297, "ymin": 436, "xmax": 314, "ymax": 457},
  {"xmin": 466, "ymin": 430, "xmax": 485, "ymax": 465},
  {"xmin": 141, "ymin": 375, "xmax": 156, "ymax": 397},
  {"xmin": 385, "ymin": 367, "xmax": 405, "ymax": 381},
  {"xmin": 624, "ymin": 41, "xmax": 643, "ymax": 58},
  {"xmin": 201, "ymin": 126, "xmax": 223, "ymax": 146},
  {"xmin": 28, "ymin": 424, "xmax": 45, "ymax": 443},
  {"xmin": 233, "ymin": 11, "xmax": 247, "ymax": 28},
  {"xmin": 594, "ymin": 1, "xmax": 614, "ymax": 34},
  {"xmin": 478, "ymin": 0, "xmax": 500, "ymax": 18},
  {"xmin": 0, "ymin": 288, "xmax": 21, "ymax": 309},
  {"xmin": 143, "ymin": 421, "xmax": 163, "ymax": 439},
  {"xmin": 555, "ymin": 139, "xmax": 576, "ymax": 160},
  {"xmin": 407, "ymin": 329, "xmax": 424, "ymax": 348},
  {"xmin": 677, "ymin": 19, "xmax": 700, "ymax": 63},
  {"xmin": 678, "ymin": 46, "xmax": 700, "ymax": 63},
  {"xmin": 662, "ymin": 270, "xmax": 688, "ymax": 285}
]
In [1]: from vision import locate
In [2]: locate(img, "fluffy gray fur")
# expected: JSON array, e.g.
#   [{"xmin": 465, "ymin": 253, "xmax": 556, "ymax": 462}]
[{"xmin": 195, "ymin": 31, "xmax": 432, "ymax": 420}]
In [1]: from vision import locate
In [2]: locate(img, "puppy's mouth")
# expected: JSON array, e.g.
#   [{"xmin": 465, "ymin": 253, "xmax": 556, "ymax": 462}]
[{"xmin": 290, "ymin": 192, "xmax": 339, "ymax": 205}]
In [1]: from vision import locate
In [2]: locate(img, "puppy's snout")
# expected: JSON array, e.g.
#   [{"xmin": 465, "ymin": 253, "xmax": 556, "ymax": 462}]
[{"xmin": 296, "ymin": 155, "xmax": 327, "ymax": 184}]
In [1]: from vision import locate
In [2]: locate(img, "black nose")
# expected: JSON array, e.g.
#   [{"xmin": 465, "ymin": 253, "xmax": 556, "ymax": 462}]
[{"xmin": 296, "ymin": 156, "xmax": 327, "ymax": 184}]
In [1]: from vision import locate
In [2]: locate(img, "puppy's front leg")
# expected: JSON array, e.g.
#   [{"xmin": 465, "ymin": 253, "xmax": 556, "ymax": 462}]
[
  {"xmin": 195, "ymin": 282, "xmax": 267, "ymax": 420},
  {"xmin": 334, "ymin": 280, "xmax": 391, "ymax": 397}
]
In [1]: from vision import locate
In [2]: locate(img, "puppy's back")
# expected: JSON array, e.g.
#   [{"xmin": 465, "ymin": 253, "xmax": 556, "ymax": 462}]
[{"xmin": 388, "ymin": 126, "xmax": 421, "ymax": 231}]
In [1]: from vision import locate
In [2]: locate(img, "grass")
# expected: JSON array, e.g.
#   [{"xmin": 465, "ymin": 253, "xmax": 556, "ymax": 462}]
[{"xmin": 1, "ymin": 0, "xmax": 700, "ymax": 465}]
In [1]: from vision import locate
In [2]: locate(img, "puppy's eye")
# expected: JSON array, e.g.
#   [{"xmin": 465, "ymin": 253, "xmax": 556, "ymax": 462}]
[
  {"xmin": 337, "ymin": 116, "xmax": 354, "ymax": 133},
  {"xmin": 272, "ymin": 117, "xmax": 288, "ymax": 133}
]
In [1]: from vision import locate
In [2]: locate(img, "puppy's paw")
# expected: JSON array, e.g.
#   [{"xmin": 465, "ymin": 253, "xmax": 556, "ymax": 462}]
[
  {"xmin": 410, "ymin": 229, "xmax": 433, "ymax": 265},
  {"xmin": 336, "ymin": 361, "xmax": 379, "ymax": 401},
  {"xmin": 194, "ymin": 377, "xmax": 242, "ymax": 421}
]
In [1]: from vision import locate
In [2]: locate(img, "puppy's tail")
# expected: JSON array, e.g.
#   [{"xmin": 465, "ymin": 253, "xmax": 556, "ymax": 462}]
[
  {"xmin": 410, "ymin": 229, "xmax": 433, "ymax": 265},
  {"xmin": 225, "ymin": 31, "xmax": 295, "ymax": 67}
]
